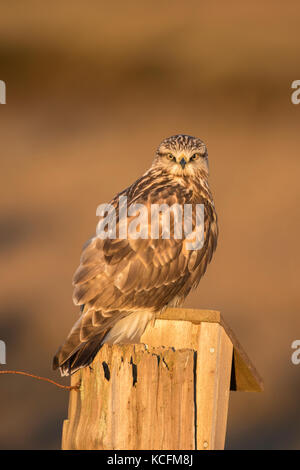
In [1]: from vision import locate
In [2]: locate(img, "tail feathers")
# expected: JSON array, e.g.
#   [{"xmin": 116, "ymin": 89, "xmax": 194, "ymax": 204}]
[
  {"xmin": 53, "ymin": 309, "xmax": 147, "ymax": 376},
  {"xmin": 53, "ymin": 335, "xmax": 105, "ymax": 377},
  {"xmin": 53, "ymin": 309, "xmax": 122, "ymax": 376}
]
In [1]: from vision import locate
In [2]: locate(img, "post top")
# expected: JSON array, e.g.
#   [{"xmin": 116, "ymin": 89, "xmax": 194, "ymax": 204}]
[{"xmin": 154, "ymin": 307, "xmax": 263, "ymax": 392}]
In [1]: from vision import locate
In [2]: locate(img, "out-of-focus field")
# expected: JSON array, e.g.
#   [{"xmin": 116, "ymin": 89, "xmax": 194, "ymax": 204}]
[{"xmin": 0, "ymin": 0, "xmax": 300, "ymax": 449}]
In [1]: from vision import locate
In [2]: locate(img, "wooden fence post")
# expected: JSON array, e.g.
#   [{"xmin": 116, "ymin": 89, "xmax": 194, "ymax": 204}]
[{"xmin": 61, "ymin": 307, "xmax": 263, "ymax": 450}]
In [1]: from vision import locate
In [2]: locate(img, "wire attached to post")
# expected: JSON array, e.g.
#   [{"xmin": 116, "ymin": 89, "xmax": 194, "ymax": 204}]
[{"xmin": 0, "ymin": 370, "xmax": 80, "ymax": 391}]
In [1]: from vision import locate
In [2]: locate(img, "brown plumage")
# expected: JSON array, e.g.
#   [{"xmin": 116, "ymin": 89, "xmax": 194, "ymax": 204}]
[{"xmin": 53, "ymin": 134, "xmax": 218, "ymax": 376}]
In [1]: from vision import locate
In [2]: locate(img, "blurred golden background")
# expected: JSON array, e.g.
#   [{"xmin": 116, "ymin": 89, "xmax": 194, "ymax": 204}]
[{"xmin": 1, "ymin": 0, "xmax": 300, "ymax": 449}]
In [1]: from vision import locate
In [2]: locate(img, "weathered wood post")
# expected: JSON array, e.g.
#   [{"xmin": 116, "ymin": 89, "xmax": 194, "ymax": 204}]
[{"xmin": 61, "ymin": 307, "xmax": 263, "ymax": 450}]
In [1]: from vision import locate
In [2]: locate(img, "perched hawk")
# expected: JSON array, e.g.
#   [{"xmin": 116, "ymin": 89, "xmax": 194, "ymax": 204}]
[{"xmin": 53, "ymin": 134, "xmax": 218, "ymax": 376}]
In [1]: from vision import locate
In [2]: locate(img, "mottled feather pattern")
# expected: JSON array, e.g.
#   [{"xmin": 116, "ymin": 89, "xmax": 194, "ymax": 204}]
[{"xmin": 53, "ymin": 135, "xmax": 218, "ymax": 376}]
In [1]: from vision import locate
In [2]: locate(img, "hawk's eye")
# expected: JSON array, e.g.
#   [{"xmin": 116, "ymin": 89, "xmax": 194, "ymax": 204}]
[
  {"xmin": 167, "ymin": 153, "xmax": 176, "ymax": 161},
  {"xmin": 190, "ymin": 153, "xmax": 199, "ymax": 161}
]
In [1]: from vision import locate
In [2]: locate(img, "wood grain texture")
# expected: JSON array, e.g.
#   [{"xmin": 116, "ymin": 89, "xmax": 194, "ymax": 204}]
[
  {"xmin": 195, "ymin": 323, "xmax": 233, "ymax": 450},
  {"xmin": 155, "ymin": 307, "xmax": 263, "ymax": 392},
  {"xmin": 62, "ymin": 344, "xmax": 195, "ymax": 450},
  {"xmin": 62, "ymin": 309, "xmax": 263, "ymax": 450},
  {"xmin": 142, "ymin": 317, "xmax": 233, "ymax": 449}
]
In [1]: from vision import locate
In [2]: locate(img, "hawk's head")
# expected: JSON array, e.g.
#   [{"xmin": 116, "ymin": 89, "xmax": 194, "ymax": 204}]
[{"xmin": 153, "ymin": 134, "xmax": 209, "ymax": 177}]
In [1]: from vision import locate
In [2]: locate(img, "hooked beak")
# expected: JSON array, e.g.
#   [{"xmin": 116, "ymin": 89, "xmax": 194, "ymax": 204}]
[{"xmin": 179, "ymin": 157, "xmax": 186, "ymax": 169}]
